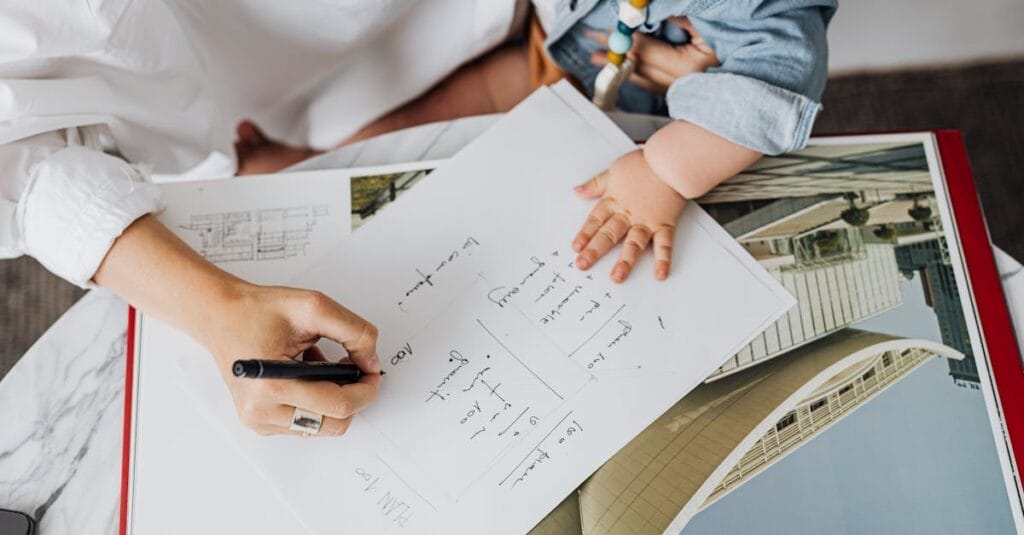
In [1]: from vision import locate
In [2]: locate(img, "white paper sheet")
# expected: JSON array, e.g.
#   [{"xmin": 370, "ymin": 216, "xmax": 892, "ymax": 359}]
[
  {"xmin": 132, "ymin": 169, "xmax": 352, "ymax": 535},
  {"xmin": 129, "ymin": 315, "xmax": 314, "ymax": 535},
  {"xmin": 172, "ymin": 82, "xmax": 795, "ymax": 534},
  {"xmin": 132, "ymin": 163, "xmax": 441, "ymax": 533},
  {"xmin": 156, "ymin": 170, "xmax": 351, "ymax": 285}
]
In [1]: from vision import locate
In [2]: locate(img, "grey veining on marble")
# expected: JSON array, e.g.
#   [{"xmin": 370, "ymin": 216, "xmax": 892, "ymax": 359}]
[
  {"xmin": 0, "ymin": 113, "xmax": 1021, "ymax": 535},
  {"xmin": 0, "ymin": 290, "xmax": 126, "ymax": 535}
]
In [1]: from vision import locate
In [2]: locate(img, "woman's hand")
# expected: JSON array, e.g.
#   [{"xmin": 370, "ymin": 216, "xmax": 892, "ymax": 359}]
[
  {"xmin": 587, "ymin": 17, "xmax": 719, "ymax": 94},
  {"xmin": 94, "ymin": 215, "xmax": 380, "ymax": 437},
  {"xmin": 572, "ymin": 150, "xmax": 685, "ymax": 282},
  {"xmin": 200, "ymin": 283, "xmax": 381, "ymax": 437}
]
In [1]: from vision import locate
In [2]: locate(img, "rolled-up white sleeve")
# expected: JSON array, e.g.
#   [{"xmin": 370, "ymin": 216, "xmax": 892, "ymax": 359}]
[{"xmin": 1, "ymin": 131, "xmax": 162, "ymax": 288}]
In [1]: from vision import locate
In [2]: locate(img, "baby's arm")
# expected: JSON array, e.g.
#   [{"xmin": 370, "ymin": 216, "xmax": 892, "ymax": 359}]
[
  {"xmin": 648, "ymin": 2, "xmax": 836, "ymax": 194},
  {"xmin": 644, "ymin": 121, "xmax": 761, "ymax": 200},
  {"xmin": 573, "ymin": 1, "xmax": 834, "ymax": 281},
  {"xmin": 668, "ymin": 2, "xmax": 833, "ymax": 155},
  {"xmin": 570, "ymin": 127, "xmax": 758, "ymax": 283}
]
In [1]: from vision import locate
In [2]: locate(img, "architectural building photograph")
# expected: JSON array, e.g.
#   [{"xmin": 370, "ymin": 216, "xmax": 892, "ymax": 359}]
[
  {"xmin": 350, "ymin": 168, "xmax": 434, "ymax": 229},
  {"xmin": 527, "ymin": 141, "xmax": 1017, "ymax": 534}
]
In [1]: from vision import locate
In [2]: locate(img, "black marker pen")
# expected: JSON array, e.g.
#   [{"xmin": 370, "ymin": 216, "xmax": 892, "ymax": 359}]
[{"xmin": 232, "ymin": 360, "xmax": 378, "ymax": 383}]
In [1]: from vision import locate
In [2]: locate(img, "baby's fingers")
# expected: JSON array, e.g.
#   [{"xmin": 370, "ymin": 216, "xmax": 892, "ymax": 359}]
[
  {"xmin": 573, "ymin": 197, "xmax": 615, "ymax": 253},
  {"xmin": 577, "ymin": 212, "xmax": 630, "ymax": 271},
  {"xmin": 611, "ymin": 225, "xmax": 653, "ymax": 283},
  {"xmin": 574, "ymin": 170, "xmax": 609, "ymax": 200},
  {"xmin": 652, "ymin": 227, "xmax": 675, "ymax": 281}
]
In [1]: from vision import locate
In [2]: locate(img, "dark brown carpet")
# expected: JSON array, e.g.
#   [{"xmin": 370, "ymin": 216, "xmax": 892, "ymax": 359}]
[
  {"xmin": 1, "ymin": 257, "xmax": 87, "ymax": 378},
  {"xmin": 2, "ymin": 59, "xmax": 1022, "ymax": 380}
]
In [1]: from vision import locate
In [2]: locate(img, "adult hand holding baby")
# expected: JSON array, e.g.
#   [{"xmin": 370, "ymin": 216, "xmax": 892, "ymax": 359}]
[{"xmin": 587, "ymin": 17, "xmax": 720, "ymax": 95}]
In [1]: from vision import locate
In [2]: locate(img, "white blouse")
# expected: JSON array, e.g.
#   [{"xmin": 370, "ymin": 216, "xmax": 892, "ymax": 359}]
[{"xmin": 0, "ymin": 0, "xmax": 517, "ymax": 286}]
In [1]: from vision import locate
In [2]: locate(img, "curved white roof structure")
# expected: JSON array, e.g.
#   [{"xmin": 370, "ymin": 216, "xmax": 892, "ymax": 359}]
[{"xmin": 529, "ymin": 329, "xmax": 962, "ymax": 534}]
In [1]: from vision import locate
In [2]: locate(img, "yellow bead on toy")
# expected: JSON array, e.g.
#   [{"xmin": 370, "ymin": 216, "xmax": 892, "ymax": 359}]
[{"xmin": 593, "ymin": 0, "xmax": 650, "ymax": 110}]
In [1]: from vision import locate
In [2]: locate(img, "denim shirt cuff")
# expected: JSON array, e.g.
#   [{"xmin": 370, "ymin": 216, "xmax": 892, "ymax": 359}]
[{"xmin": 666, "ymin": 72, "xmax": 822, "ymax": 155}]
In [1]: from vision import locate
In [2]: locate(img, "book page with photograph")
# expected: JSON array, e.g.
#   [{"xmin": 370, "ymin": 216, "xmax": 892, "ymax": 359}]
[{"xmin": 527, "ymin": 135, "xmax": 1022, "ymax": 535}]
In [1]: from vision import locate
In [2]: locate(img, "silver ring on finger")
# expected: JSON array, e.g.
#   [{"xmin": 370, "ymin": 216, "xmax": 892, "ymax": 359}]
[{"xmin": 289, "ymin": 407, "xmax": 323, "ymax": 435}]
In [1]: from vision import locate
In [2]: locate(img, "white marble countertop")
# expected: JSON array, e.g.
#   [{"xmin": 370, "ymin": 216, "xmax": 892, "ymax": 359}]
[{"xmin": 2, "ymin": 115, "xmax": 1023, "ymax": 534}]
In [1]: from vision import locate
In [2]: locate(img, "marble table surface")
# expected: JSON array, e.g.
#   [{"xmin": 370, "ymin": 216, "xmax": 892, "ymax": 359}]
[{"xmin": 2, "ymin": 114, "xmax": 1024, "ymax": 534}]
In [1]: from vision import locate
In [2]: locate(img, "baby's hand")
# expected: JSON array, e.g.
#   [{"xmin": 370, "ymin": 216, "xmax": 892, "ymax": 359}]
[
  {"xmin": 588, "ymin": 17, "xmax": 719, "ymax": 94},
  {"xmin": 572, "ymin": 150, "xmax": 685, "ymax": 282}
]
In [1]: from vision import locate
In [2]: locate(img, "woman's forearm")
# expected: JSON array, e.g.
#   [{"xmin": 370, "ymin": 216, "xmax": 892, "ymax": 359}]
[
  {"xmin": 92, "ymin": 214, "xmax": 246, "ymax": 349},
  {"xmin": 93, "ymin": 214, "xmax": 382, "ymax": 437},
  {"xmin": 642, "ymin": 120, "xmax": 762, "ymax": 200}
]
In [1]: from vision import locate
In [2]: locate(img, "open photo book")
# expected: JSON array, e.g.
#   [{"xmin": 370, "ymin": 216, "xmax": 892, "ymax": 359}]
[{"xmin": 121, "ymin": 84, "xmax": 1024, "ymax": 534}]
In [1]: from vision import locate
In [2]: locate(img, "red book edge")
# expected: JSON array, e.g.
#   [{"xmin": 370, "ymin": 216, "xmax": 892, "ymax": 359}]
[
  {"xmin": 934, "ymin": 130, "xmax": 1024, "ymax": 485},
  {"xmin": 120, "ymin": 306, "xmax": 137, "ymax": 535},
  {"xmin": 116, "ymin": 131, "xmax": 1024, "ymax": 533}
]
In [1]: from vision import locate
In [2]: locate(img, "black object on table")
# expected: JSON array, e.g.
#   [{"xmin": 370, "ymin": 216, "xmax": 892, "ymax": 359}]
[{"xmin": 0, "ymin": 509, "xmax": 35, "ymax": 535}]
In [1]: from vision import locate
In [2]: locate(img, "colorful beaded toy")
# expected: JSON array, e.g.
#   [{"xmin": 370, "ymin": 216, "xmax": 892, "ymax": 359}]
[{"xmin": 592, "ymin": 0, "xmax": 651, "ymax": 110}]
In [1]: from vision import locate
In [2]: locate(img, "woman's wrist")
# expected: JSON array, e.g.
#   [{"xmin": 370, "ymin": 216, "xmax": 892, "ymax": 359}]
[
  {"xmin": 93, "ymin": 216, "xmax": 383, "ymax": 438},
  {"xmin": 183, "ymin": 273, "xmax": 257, "ymax": 357},
  {"xmin": 94, "ymin": 215, "xmax": 255, "ymax": 354}
]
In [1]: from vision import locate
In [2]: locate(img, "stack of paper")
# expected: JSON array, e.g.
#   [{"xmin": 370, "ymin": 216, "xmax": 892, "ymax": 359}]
[{"xmin": 136, "ymin": 81, "xmax": 793, "ymax": 534}]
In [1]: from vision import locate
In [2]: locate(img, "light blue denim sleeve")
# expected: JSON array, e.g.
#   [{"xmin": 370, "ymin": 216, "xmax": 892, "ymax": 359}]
[{"xmin": 666, "ymin": 1, "xmax": 836, "ymax": 155}]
